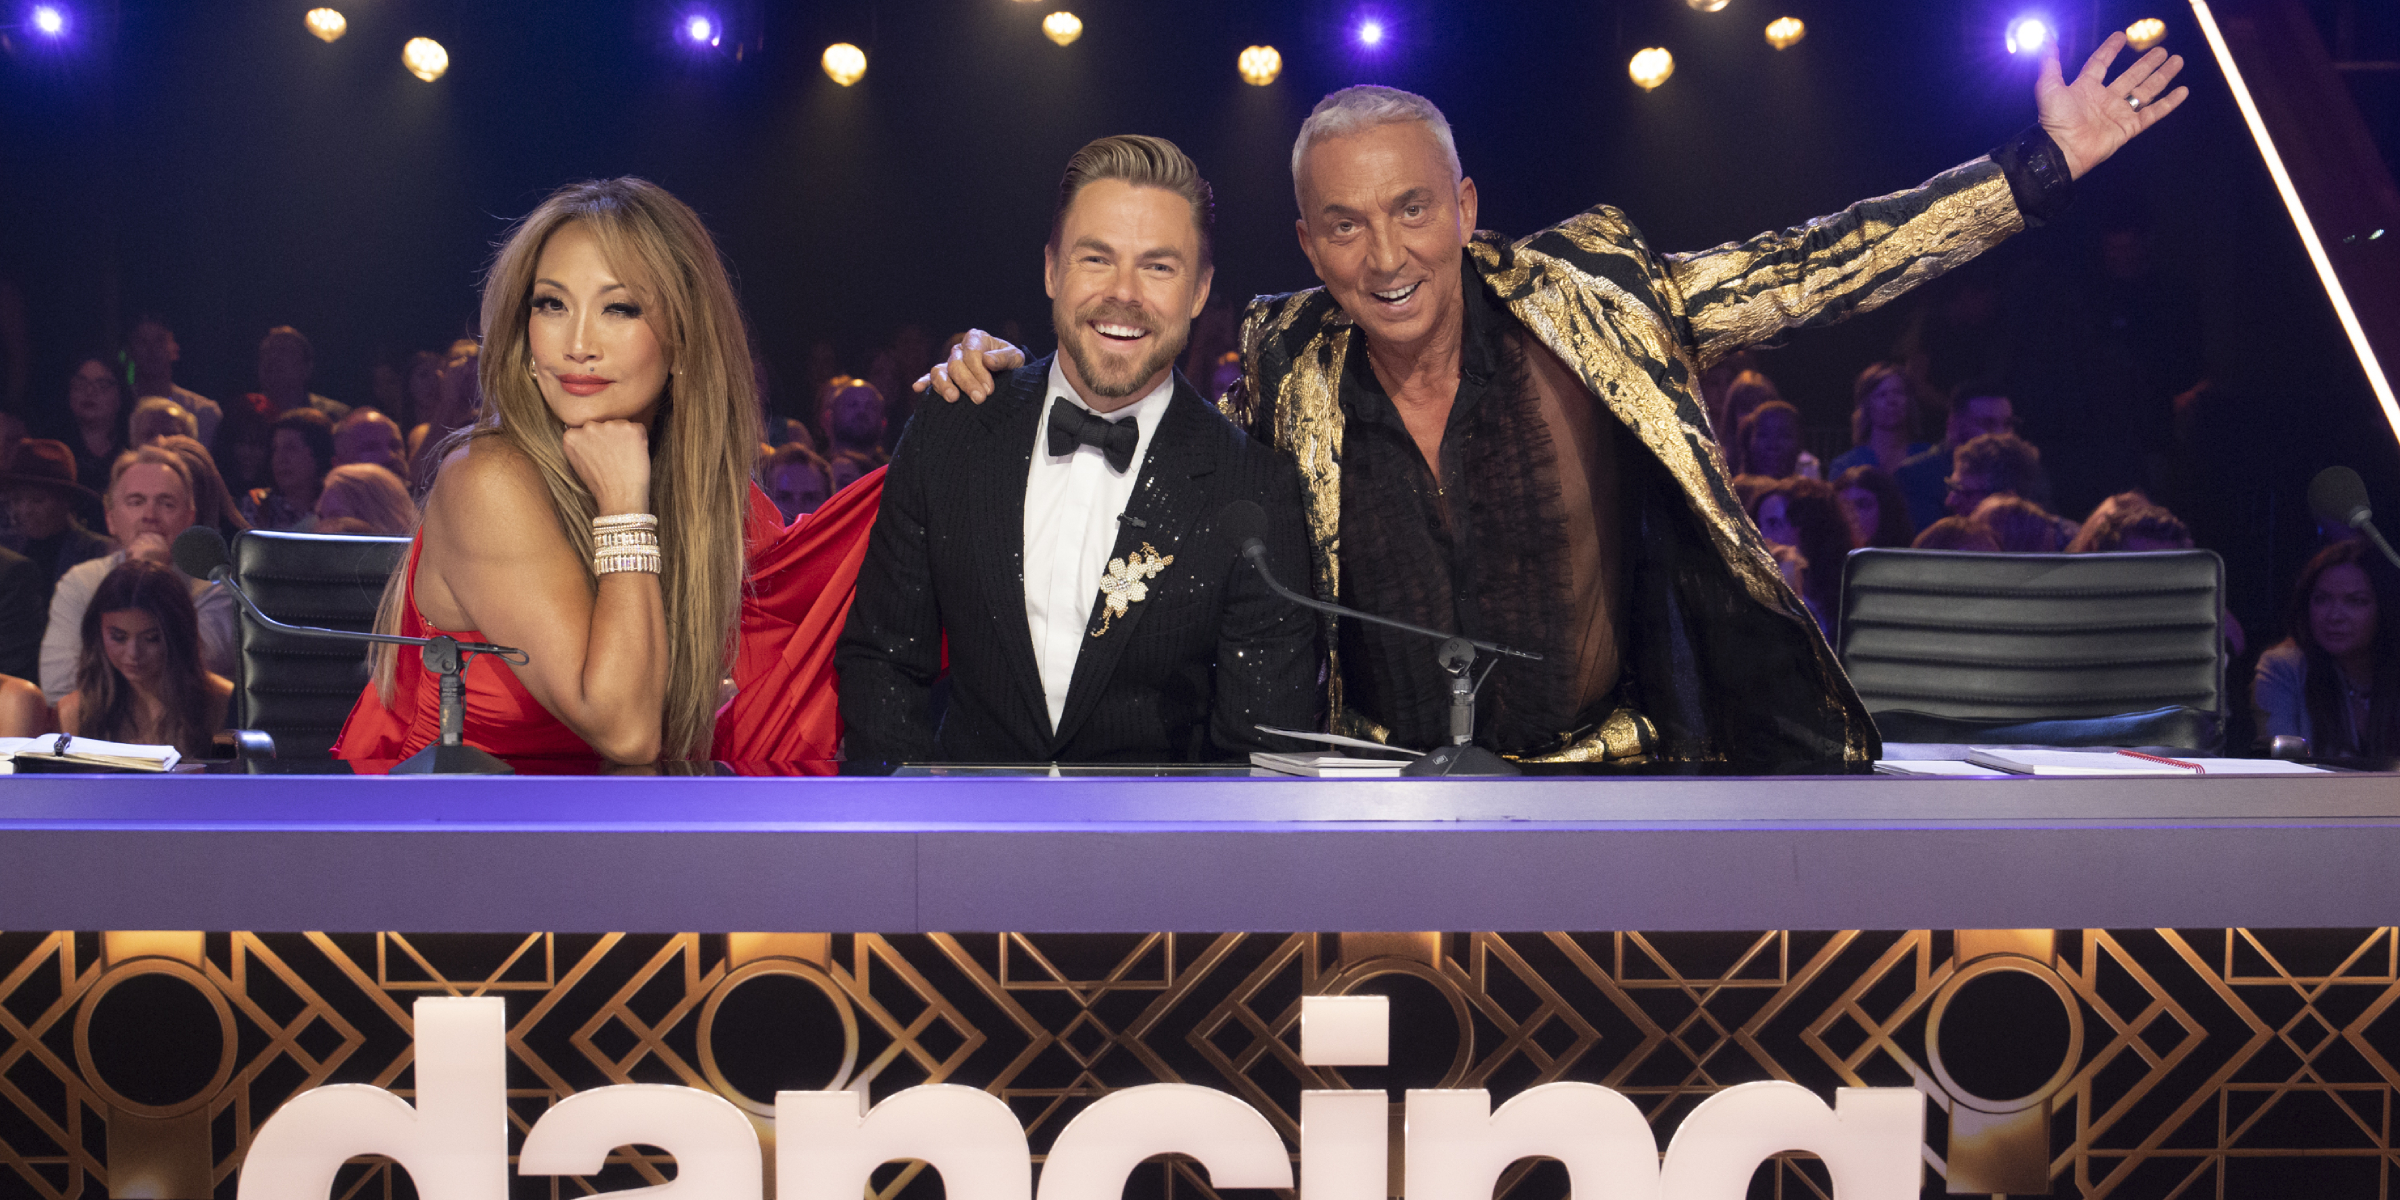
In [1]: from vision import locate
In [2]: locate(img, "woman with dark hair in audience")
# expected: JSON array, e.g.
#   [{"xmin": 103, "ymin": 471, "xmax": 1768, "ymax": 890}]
[
  {"xmin": 1913, "ymin": 517, "xmax": 2000, "ymax": 552},
  {"xmin": 211, "ymin": 391, "xmax": 273, "ymax": 497},
  {"xmin": 57, "ymin": 559, "xmax": 232, "ymax": 756},
  {"xmin": 2067, "ymin": 491, "xmax": 2191, "ymax": 552},
  {"xmin": 243, "ymin": 407, "xmax": 336, "ymax": 531},
  {"xmin": 1827, "ymin": 363, "xmax": 1929, "ymax": 476},
  {"xmin": 46, "ymin": 356, "xmax": 133, "ymax": 488},
  {"xmin": 2253, "ymin": 541, "xmax": 2400, "ymax": 758},
  {"xmin": 1734, "ymin": 400, "xmax": 1806, "ymax": 480},
  {"xmin": 1749, "ymin": 477, "xmax": 1855, "ymax": 638},
  {"xmin": 1833, "ymin": 465, "xmax": 1913, "ymax": 549},
  {"xmin": 155, "ymin": 435, "xmax": 250, "ymax": 543},
  {"xmin": 1971, "ymin": 494, "xmax": 2069, "ymax": 552}
]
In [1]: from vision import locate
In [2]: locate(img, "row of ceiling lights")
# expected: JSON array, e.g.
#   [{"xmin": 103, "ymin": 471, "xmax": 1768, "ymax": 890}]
[{"xmin": 1627, "ymin": 10, "xmax": 2169, "ymax": 91}]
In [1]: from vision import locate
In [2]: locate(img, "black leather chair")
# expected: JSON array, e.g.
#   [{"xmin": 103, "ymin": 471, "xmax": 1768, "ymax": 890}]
[
  {"xmin": 1836, "ymin": 549, "xmax": 2227, "ymax": 751},
  {"xmin": 231, "ymin": 531, "xmax": 411, "ymax": 758}
]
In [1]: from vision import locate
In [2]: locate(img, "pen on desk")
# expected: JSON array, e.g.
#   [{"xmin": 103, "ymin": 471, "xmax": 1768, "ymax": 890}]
[{"xmin": 2117, "ymin": 748, "xmax": 2204, "ymax": 774}]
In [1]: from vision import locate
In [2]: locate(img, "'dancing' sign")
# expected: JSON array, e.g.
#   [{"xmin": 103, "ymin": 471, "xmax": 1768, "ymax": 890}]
[{"xmin": 235, "ymin": 997, "xmax": 1925, "ymax": 1199}]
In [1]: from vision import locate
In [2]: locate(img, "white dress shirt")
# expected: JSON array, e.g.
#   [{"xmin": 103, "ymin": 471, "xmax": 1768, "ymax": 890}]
[
  {"xmin": 40, "ymin": 551, "xmax": 240, "ymax": 702},
  {"xmin": 1023, "ymin": 359, "xmax": 1175, "ymax": 731}
]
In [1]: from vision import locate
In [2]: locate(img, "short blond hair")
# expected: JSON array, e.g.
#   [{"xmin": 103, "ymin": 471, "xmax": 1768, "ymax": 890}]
[
  {"xmin": 1049, "ymin": 135, "xmax": 1215, "ymax": 268},
  {"xmin": 106, "ymin": 445, "xmax": 192, "ymax": 505}
]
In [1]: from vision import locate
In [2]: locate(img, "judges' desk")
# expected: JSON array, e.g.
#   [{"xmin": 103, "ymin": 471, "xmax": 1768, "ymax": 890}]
[{"xmin": 3, "ymin": 769, "xmax": 2397, "ymax": 1198}]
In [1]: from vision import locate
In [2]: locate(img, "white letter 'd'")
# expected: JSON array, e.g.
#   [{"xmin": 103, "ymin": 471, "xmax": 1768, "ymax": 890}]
[
  {"xmin": 1036, "ymin": 1084, "xmax": 1292, "ymax": 1200},
  {"xmin": 779, "ymin": 1085, "xmax": 1031, "ymax": 1200},
  {"xmin": 236, "ymin": 997, "xmax": 507, "ymax": 1200},
  {"xmin": 520, "ymin": 1085, "xmax": 760, "ymax": 1199},
  {"xmin": 1406, "ymin": 1084, "xmax": 1661, "ymax": 1200},
  {"xmin": 1658, "ymin": 1083, "xmax": 1922, "ymax": 1200}
]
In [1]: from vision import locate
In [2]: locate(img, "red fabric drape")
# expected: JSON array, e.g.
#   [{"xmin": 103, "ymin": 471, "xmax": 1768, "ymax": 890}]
[{"xmin": 710, "ymin": 467, "xmax": 886, "ymax": 762}]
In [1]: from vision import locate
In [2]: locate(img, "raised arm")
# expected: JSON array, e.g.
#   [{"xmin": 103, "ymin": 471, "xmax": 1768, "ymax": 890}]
[{"xmin": 414, "ymin": 428, "xmax": 667, "ymax": 763}]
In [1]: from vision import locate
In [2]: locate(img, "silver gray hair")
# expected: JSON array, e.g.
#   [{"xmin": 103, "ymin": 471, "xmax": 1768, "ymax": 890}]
[{"xmin": 1290, "ymin": 85, "xmax": 1462, "ymax": 208}]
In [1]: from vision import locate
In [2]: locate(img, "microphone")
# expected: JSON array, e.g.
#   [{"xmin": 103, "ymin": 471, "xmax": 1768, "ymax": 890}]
[
  {"xmin": 175, "ymin": 525, "xmax": 524, "ymax": 775},
  {"xmin": 1218, "ymin": 501, "xmax": 1537, "ymax": 777},
  {"xmin": 2308, "ymin": 466, "xmax": 2400, "ymax": 570}
]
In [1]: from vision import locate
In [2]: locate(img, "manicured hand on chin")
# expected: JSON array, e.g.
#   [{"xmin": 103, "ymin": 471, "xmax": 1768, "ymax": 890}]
[
  {"xmin": 561, "ymin": 420, "xmax": 653, "ymax": 517},
  {"xmin": 2038, "ymin": 31, "xmax": 2189, "ymax": 180},
  {"xmin": 912, "ymin": 328, "xmax": 1026, "ymax": 404}
]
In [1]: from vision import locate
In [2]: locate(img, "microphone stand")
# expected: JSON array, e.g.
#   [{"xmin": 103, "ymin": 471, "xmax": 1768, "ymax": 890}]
[
  {"xmin": 211, "ymin": 567, "xmax": 524, "ymax": 775},
  {"xmin": 1238, "ymin": 541, "xmax": 1540, "ymax": 777}
]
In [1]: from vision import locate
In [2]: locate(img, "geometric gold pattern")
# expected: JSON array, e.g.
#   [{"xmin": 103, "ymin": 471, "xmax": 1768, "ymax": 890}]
[{"xmin": 4, "ymin": 929, "xmax": 2398, "ymax": 1198}]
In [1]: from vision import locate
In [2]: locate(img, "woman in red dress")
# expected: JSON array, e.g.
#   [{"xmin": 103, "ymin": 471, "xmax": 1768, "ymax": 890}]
[{"xmin": 336, "ymin": 178, "xmax": 926, "ymax": 767}]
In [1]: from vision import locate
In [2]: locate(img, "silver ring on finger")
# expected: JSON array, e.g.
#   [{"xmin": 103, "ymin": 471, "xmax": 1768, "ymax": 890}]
[{"xmin": 2127, "ymin": 94, "xmax": 2144, "ymax": 110}]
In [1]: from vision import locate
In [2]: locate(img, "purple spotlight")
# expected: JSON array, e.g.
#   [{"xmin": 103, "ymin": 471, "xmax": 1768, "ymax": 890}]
[
  {"xmin": 30, "ymin": 3, "xmax": 66, "ymax": 36},
  {"xmin": 1356, "ymin": 18, "xmax": 1384, "ymax": 46},
  {"xmin": 682, "ymin": 12, "xmax": 719, "ymax": 46},
  {"xmin": 2004, "ymin": 15, "xmax": 2052, "ymax": 55}
]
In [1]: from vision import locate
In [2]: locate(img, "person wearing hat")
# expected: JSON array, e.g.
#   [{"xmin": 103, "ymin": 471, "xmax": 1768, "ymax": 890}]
[
  {"xmin": 39, "ymin": 446, "xmax": 237, "ymax": 704},
  {"xmin": 1, "ymin": 438, "xmax": 115, "ymax": 591}
]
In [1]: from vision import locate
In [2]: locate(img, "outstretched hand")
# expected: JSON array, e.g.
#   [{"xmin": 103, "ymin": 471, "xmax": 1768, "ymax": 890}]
[
  {"xmin": 911, "ymin": 328, "xmax": 1026, "ymax": 404},
  {"xmin": 2038, "ymin": 31, "xmax": 2188, "ymax": 180}
]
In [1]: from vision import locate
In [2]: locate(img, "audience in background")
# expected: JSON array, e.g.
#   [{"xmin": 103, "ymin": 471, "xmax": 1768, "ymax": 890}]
[
  {"xmin": 129, "ymin": 396, "xmax": 198, "ymax": 446},
  {"xmin": 1734, "ymin": 400, "xmax": 1806, "ymax": 480},
  {"xmin": 1972, "ymin": 494, "xmax": 2070, "ymax": 552},
  {"xmin": 57, "ymin": 558, "xmax": 232, "ymax": 757},
  {"xmin": 211, "ymin": 393, "xmax": 273, "ymax": 497},
  {"xmin": 54, "ymin": 356, "xmax": 132, "ymax": 488},
  {"xmin": 153, "ymin": 435, "xmax": 249, "ymax": 545},
  {"xmin": 1834, "ymin": 465, "xmax": 1914, "ymax": 549},
  {"xmin": 403, "ymin": 349, "xmax": 445, "ymax": 435},
  {"xmin": 1731, "ymin": 473, "xmax": 1775, "ymax": 515},
  {"xmin": 243, "ymin": 407, "xmax": 335, "ymax": 531},
  {"xmin": 333, "ymin": 409, "xmax": 407, "ymax": 476},
  {"xmin": 248, "ymin": 326, "xmax": 349, "ymax": 421},
  {"xmin": 1750, "ymin": 477, "xmax": 1854, "ymax": 637},
  {"xmin": 0, "ymin": 538, "xmax": 41, "ymax": 680},
  {"xmin": 1944, "ymin": 432, "xmax": 2044, "ymax": 518},
  {"xmin": 1828, "ymin": 363, "xmax": 1929, "ymax": 476},
  {"xmin": 312, "ymin": 463, "xmax": 417, "ymax": 536},
  {"xmin": 2067, "ymin": 491, "xmax": 2192, "ymax": 553},
  {"xmin": 126, "ymin": 317, "xmax": 223, "ymax": 445},
  {"xmin": 761, "ymin": 443, "xmax": 834, "ymax": 523},
  {"xmin": 41, "ymin": 447, "xmax": 237, "ymax": 702},
  {"xmin": 1716, "ymin": 368, "xmax": 1783, "ymax": 443},
  {"xmin": 820, "ymin": 376, "xmax": 890, "ymax": 491},
  {"xmin": 2253, "ymin": 540, "xmax": 2399, "ymax": 759},
  {"xmin": 1, "ymin": 440, "xmax": 113, "ymax": 589},
  {"xmin": 0, "ymin": 672, "xmax": 48, "ymax": 736},
  {"xmin": 1698, "ymin": 351, "xmax": 1764, "ymax": 439},
  {"xmin": 1913, "ymin": 517, "xmax": 2001, "ymax": 552},
  {"xmin": 407, "ymin": 339, "xmax": 481, "ymax": 483},
  {"xmin": 1894, "ymin": 387, "xmax": 2017, "ymax": 531}
]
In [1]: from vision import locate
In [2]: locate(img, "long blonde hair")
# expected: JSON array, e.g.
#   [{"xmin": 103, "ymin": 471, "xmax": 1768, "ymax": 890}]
[{"xmin": 372, "ymin": 178, "xmax": 760, "ymax": 758}]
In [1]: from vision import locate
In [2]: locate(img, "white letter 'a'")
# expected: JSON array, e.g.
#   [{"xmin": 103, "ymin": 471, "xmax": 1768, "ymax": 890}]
[
  {"xmin": 520, "ymin": 1085, "xmax": 761, "ymax": 1199},
  {"xmin": 237, "ymin": 997, "xmax": 506, "ymax": 1200},
  {"xmin": 1036, "ymin": 1084, "xmax": 1293, "ymax": 1200},
  {"xmin": 1406, "ymin": 1084, "xmax": 1662, "ymax": 1200},
  {"xmin": 778, "ymin": 1085, "xmax": 1031, "ymax": 1200},
  {"xmin": 1658, "ymin": 1082, "xmax": 1923, "ymax": 1200}
]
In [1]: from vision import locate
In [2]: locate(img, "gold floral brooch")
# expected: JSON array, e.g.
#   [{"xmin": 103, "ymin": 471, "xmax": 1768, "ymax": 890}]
[{"xmin": 1093, "ymin": 543, "xmax": 1174, "ymax": 636}]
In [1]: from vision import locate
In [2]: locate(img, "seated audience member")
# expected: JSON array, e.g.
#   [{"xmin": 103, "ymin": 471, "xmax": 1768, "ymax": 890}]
[
  {"xmin": 761, "ymin": 443, "xmax": 834, "ymax": 523},
  {"xmin": 772, "ymin": 418, "xmax": 817, "ymax": 452},
  {"xmin": 1733, "ymin": 399, "xmax": 1806, "ymax": 480},
  {"xmin": 1731, "ymin": 473, "xmax": 1776, "ymax": 514},
  {"xmin": 129, "ymin": 396, "xmax": 198, "ymax": 446},
  {"xmin": 1894, "ymin": 386, "xmax": 2016, "ymax": 531},
  {"xmin": 3, "ymin": 440, "xmax": 113, "ymax": 591},
  {"xmin": 248, "ymin": 325, "xmax": 350, "ymax": 421},
  {"xmin": 407, "ymin": 339, "xmax": 482, "ymax": 478},
  {"xmin": 1834, "ymin": 465, "xmax": 1914, "ymax": 549},
  {"xmin": 0, "ymin": 673, "xmax": 50, "ymax": 736},
  {"xmin": 1972, "ymin": 494, "xmax": 2069, "ymax": 552},
  {"xmin": 1715, "ymin": 367, "xmax": 1782, "ymax": 442},
  {"xmin": 243, "ymin": 407, "xmax": 336, "ymax": 531},
  {"xmin": 1827, "ymin": 363, "xmax": 1930, "ymax": 475},
  {"xmin": 41, "ymin": 447, "xmax": 237, "ymax": 702},
  {"xmin": 2253, "ymin": 540, "xmax": 2399, "ymax": 758},
  {"xmin": 1913, "ymin": 517, "xmax": 2001, "ymax": 552},
  {"xmin": 819, "ymin": 376, "xmax": 889, "ymax": 489},
  {"xmin": 1751, "ymin": 477, "xmax": 1855, "ymax": 638},
  {"xmin": 155, "ymin": 434, "xmax": 251, "ymax": 543},
  {"xmin": 1944, "ymin": 432, "xmax": 2043, "ymax": 518},
  {"xmin": 50, "ymin": 356, "xmax": 132, "ymax": 488},
  {"xmin": 333, "ymin": 409, "xmax": 408, "ymax": 476},
  {"xmin": 402, "ymin": 349, "xmax": 444, "ymax": 430},
  {"xmin": 1768, "ymin": 541, "xmax": 1808, "ymax": 597},
  {"xmin": 313, "ymin": 463, "xmax": 418, "ymax": 536},
  {"xmin": 57, "ymin": 559, "xmax": 232, "ymax": 757},
  {"xmin": 2067, "ymin": 491, "xmax": 2191, "ymax": 552},
  {"xmin": 211, "ymin": 392, "xmax": 273, "ymax": 496},
  {"xmin": 127, "ymin": 316, "xmax": 223, "ymax": 444}
]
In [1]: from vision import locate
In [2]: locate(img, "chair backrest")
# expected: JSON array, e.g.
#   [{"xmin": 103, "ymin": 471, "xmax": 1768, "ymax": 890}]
[
  {"xmin": 1837, "ymin": 549, "xmax": 2226, "ymax": 749},
  {"xmin": 232, "ymin": 530, "xmax": 411, "ymax": 758}
]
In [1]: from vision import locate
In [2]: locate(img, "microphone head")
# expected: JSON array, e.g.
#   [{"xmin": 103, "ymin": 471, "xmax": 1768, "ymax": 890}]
[
  {"xmin": 2309, "ymin": 466, "xmax": 2373, "ymax": 529},
  {"xmin": 171, "ymin": 525, "xmax": 232, "ymax": 581},
  {"xmin": 1218, "ymin": 499, "xmax": 1268, "ymax": 550}
]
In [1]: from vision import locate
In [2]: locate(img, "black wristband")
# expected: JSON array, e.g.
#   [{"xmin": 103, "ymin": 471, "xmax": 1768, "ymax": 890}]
[{"xmin": 1991, "ymin": 125, "xmax": 2074, "ymax": 226}]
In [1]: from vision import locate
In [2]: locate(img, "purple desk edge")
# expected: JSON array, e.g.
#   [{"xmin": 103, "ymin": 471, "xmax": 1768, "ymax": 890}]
[{"xmin": 1, "ymin": 772, "xmax": 2395, "ymax": 933}]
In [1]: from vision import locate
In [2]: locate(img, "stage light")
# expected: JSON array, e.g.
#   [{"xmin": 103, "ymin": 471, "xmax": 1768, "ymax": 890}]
[
  {"xmin": 1685, "ymin": 0, "xmax": 1730, "ymax": 11},
  {"xmin": 1765, "ymin": 16, "xmax": 1805, "ymax": 49},
  {"xmin": 2126, "ymin": 18, "xmax": 2166, "ymax": 50},
  {"xmin": 402, "ymin": 36, "xmax": 448, "ymax": 82},
  {"xmin": 1238, "ymin": 45, "xmax": 1281, "ymax": 86},
  {"xmin": 1628, "ymin": 46, "xmax": 1673, "ymax": 90},
  {"xmin": 2005, "ymin": 16, "xmax": 2052, "ymax": 56},
  {"xmin": 304, "ymin": 8, "xmax": 345, "ymax": 42},
  {"xmin": 821, "ymin": 42, "xmax": 865, "ymax": 86},
  {"xmin": 30, "ymin": 4, "xmax": 65, "ymax": 36},
  {"xmin": 1042, "ymin": 11, "xmax": 1081, "ymax": 45},
  {"xmin": 682, "ymin": 13, "xmax": 722, "ymax": 47},
  {"xmin": 1356, "ymin": 19, "xmax": 1384, "ymax": 47}
]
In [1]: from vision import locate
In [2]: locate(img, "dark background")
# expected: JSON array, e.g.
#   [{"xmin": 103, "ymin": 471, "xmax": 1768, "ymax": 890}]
[{"xmin": 1, "ymin": 0, "xmax": 2395, "ymax": 649}]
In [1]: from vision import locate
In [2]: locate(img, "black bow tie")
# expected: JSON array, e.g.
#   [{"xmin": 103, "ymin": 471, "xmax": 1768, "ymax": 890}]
[{"xmin": 1046, "ymin": 400, "xmax": 1140, "ymax": 473}]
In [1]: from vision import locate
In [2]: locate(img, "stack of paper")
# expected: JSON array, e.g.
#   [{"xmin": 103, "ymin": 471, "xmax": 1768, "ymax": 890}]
[
  {"xmin": 1963, "ymin": 748, "xmax": 2328, "ymax": 776},
  {"xmin": 0, "ymin": 734, "xmax": 181, "ymax": 773},
  {"xmin": 1250, "ymin": 752, "xmax": 1409, "ymax": 778}
]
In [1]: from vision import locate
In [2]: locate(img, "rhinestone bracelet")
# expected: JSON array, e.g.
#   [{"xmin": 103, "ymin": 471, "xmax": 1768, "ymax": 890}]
[{"xmin": 595, "ymin": 550, "xmax": 663, "ymax": 577}]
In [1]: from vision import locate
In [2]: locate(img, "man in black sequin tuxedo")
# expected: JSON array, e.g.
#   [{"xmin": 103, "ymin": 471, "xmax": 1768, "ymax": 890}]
[{"xmin": 836, "ymin": 136, "xmax": 1318, "ymax": 764}]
